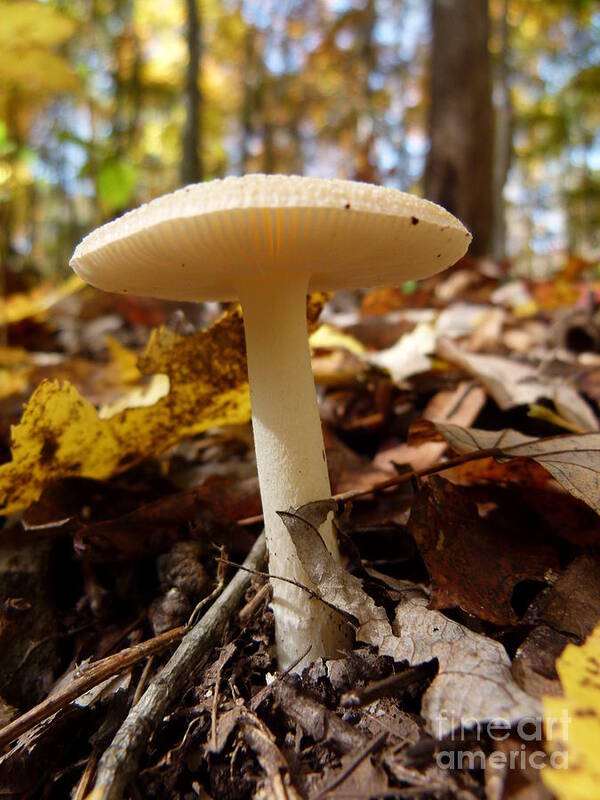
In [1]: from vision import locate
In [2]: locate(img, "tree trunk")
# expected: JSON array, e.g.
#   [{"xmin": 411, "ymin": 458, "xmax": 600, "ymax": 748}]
[
  {"xmin": 425, "ymin": 0, "xmax": 494, "ymax": 257},
  {"xmin": 492, "ymin": 0, "xmax": 511, "ymax": 262},
  {"xmin": 181, "ymin": 0, "xmax": 203, "ymax": 185}
]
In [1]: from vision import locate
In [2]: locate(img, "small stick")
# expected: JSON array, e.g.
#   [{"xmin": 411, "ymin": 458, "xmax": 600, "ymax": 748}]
[
  {"xmin": 217, "ymin": 558, "xmax": 354, "ymax": 624},
  {"xmin": 187, "ymin": 545, "xmax": 228, "ymax": 628},
  {"xmin": 238, "ymin": 581, "xmax": 270, "ymax": 623},
  {"xmin": 132, "ymin": 657, "xmax": 155, "ymax": 707},
  {"xmin": 312, "ymin": 731, "xmax": 388, "ymax": 800},
  {"xmin": 238, "ymin": 447, "xmax": 506, "ymax": 526},
  {"xmin": 89, "ymin": 533, "xmax": 266, "ymax": 800},
  {"xmin": 340, "ymin": 661, "xmax": 437, "ymax": 708},
  {"xmin": 0, "ymin": 625, "xmax": 185, "ymax": 749},
  {"xmin": 73, "ymin": 750, "xmax": 99, "ymax": 800}
]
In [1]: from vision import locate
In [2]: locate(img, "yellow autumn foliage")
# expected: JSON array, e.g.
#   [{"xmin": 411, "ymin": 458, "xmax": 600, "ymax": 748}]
[
  {"xmin": 543, "ymin": 622, "xmax": 600, "ymax": 800},
  {"xmin": 0, "ymin": 275, "xmax": 84, "ymax": 325},
  {"xmin": 0, "ymin": 308, "xmax": 251, "ymax": 515},
  {"xmin": 0, "ymin": 295, "xmax": 328, "ymax": 514}
]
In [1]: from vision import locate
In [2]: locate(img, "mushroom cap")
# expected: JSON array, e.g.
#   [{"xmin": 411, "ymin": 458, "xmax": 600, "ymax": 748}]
[{"xmin": 70, "ymin": 175, "xmax": 471, "ymax": 302}]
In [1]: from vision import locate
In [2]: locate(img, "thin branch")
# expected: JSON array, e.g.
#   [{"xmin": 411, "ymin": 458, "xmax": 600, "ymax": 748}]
[
  {"xmin": 312, "ymin": 731, "xmax": 388, "ymax": 800},
  {"xmin": 0, "ymin": 625, "xmax": 186, "ymax": 749},
  {"xmin": 90, "ymin": 533, "xmax": 266, "ymax": 800},
  {"xmin": 238, "ymin": 448, "xmax": 505, "ymax": 527}
]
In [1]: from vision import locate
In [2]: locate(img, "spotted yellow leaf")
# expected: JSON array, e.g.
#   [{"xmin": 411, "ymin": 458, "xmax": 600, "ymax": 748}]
[
  {"xmin": 0, "ymin": 297, "xmax": 328, "ymax": 514},
  {"xmin": 543, "ymin": 622, "xmax": 600, "ymax": 799},
  {"xmin": 0, "ymin": 308, "xmax": 251, "ymax": 514}
]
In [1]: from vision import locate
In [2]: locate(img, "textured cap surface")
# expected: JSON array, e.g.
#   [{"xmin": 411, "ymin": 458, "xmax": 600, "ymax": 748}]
[{"xmin": 71, "ymin": 175, "xmax": 471, "ymax": 301}]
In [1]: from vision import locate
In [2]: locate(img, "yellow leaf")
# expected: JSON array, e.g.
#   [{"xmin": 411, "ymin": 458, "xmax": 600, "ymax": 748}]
[
  {"xmin": 543, "ymin": 622, "xmax": 600, "ymax": 800},
  {"xmin": 105, "ymin": 336, "xmax": 141, "ymax": 385},
  {"xmin": 309, "ymin": 323, "xmax": 365, "ymax": 356},
  {"xmin": 0, "ymin": 296, "xmax": 328, "ymax": 514},
  {"xmin": 0, "ymin": 1, "xmax": 77, "ymax": 50},
  {"xmin": 0, "ymin": 308, "xmax": 251, "ymax": 514},
  {"xmin": 0, "ymin": 275, "xmax": 85, "ymax": 326}
]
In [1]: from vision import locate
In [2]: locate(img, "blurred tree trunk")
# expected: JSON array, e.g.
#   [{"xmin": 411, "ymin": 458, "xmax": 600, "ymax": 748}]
[
  {"xmin": 492, "ymin": 0, "xmax": 511, "ymax": 262},
  {"xmin": 239, "ymin": 24, "xmax": 255, "ymax": 173},
  {"xmin": 425, "ymin": 0, "xmax": 494, "ymax": 257},
  {"xmin": 181, "ymin": 0, "xmax": 203, "ymax": 184}
]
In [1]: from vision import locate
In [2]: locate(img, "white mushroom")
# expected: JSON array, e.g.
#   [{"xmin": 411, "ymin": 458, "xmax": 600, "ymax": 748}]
[{"xmin": 70, "ymin": 175, "xmax": 471, "ymax": 670}]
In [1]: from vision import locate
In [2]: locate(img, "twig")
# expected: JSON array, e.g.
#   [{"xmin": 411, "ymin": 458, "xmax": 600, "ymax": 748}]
[
  {"xmin": 187, "ymin": 544, "xmax": 228, "ymax": 628},
  {"xmin": 0, "ymin": 625, "xmax": 185, "ymax": 749},
  {"xmin": 238, "ymin": 580, "xmax": 270, "ymax": 623},
  {"xmin": 73, "ymin": 750, "xmax": 99, "ymax": 800},
  {"xmin": 217, "ymin": 558, "xmax": 355, "ymax": 624},
  {"xmin": 340, "ymin": 661, "xmax": 437, "ymax": 708},
  {"xmin": 132, "ymin": 657, "xmax": 155, "ymax": 707},
  {"xmin": 89, "ymin": 533, "xmax": 266, "ymax": 800},
  {"xmin": 238, "ymin": 448, "xmax": 506, "ymax": 527},
  {"xmin": 312, "ymin": 731, "xmax": 388, "ymax": 800},
  {"xmin": 210, "ymin": 643, "xmax": 236, "ymax": 751}
]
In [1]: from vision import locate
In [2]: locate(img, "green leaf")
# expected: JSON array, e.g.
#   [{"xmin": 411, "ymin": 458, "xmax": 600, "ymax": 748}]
[{"xmin": 97, "ymin": 160, "xmax": 137, "ymax": 213}]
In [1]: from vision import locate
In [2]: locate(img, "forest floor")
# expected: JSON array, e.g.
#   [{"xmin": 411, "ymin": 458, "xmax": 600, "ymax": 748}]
[{"xmin": 1, "ymin": 254, "xmax": 599, "ymax": 799}]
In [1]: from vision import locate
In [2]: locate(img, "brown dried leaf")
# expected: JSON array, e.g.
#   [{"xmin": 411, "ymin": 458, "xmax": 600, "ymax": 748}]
[
  {"xmin": 278, "ymin": 501, "xmax": 392, "ymax": 648},
  {"xmin": 437, "ymin": 338, "xmax": 598, "ymax": 432},
  {"xmin": 382, "ymin": 591, "xmax": 541, "ymax": 738},
  {"xmin": 407, "ymin": 477, "xmax": 558, "ymax": 624},
  {"xmin": 427, "ymin": 423, "xmax": 600, "ymax": 516}
]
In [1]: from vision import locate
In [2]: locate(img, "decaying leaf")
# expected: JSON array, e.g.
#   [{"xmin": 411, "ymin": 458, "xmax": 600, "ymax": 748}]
[
  {"xmin": 420, "ymin": 422, "xmax": 600, "ymax": 516},
  {"xmin": 0, "ymin": 308, "xmax": 251, "ymax": 514},
  {"xmin": 437, "ymin": 337, "xmax": 598, "ymax": 432},
  {"xmin": 278, "ymin": 501, "xmax": 392, "ymax": 648},
  {"xmin": 407, "ymin": 477, "xmax": 558, "ymax": 624},
  {"xmin": 288, "ymin": 502, "xmax": 540, "ymax": 739},
  {"xmin": 0, "ymin": 297, "xmax": 329, "ymax": 514},
  {"xmin": 383, "ymin": 591, "xmax": 541, "ymax": 738},
  {"xmin": 542, "ymin": 622, "xmax": 600, "ymax": 800},
  {"xmin": 374, "ymin": 382, "xmax": 485, "ymax": 472}
]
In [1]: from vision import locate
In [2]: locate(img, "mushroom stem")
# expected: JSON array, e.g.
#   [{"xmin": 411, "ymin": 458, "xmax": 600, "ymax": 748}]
[{"xmin": 238, "ymin": 274, "xmax": 348, "ymax": 670}]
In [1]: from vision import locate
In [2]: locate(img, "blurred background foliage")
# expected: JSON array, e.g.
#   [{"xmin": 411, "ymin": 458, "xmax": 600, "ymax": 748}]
[{"xmin": 0, "ymin": 0, "xmax": 598, "ymax": 288}]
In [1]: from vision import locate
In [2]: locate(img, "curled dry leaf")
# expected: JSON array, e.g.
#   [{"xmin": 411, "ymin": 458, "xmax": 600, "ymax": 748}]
[
  {"xmin": 437, "ymin": 337, "xmax": 598, "ymax": 432},
  {"xmin": 418, "ymin": 421, "xmax": 600, "ymax": 517},
  {"xmin": 278, "ymin": 500, "xmax": 393, "ymax": 648},
  {"xmin": 382, "ymin": 592, "xmax": 541, "ymax": 738}
]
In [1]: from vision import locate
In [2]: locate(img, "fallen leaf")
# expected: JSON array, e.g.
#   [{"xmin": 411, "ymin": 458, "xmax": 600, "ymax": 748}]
[
  {"xmin": 0, "ymin": 275, "xmax": 84, "ymax": 326},
  {"xmin": 525, "ymin": 555, "xmax": 600, "ymax": 641},
  {"xmin": 513, "ymin": 626, "xmax": 572, "ymax": 699},
  {"xmin": 407, "ymin": 477, "xmax": 557, "ymax": 625},
  {"xmin": 367, "ymin": 322, "xmax": 436, "ymax": 383},
  {"xmin": 420, "ymin": 423, "xmax": 600, "ymax": 517},
  {"xmin": 542, "ymin": 622, "xmax": 600, "ymax": 800},
  {"xmin": 309, "ymin": 323, "xmax": 366, "ymax": 356},
  {"xmin": 0, "ymin": 307, "xmax": 252, "ymax": 514},
  {"xmin": 288, "ymin": 506, "xmax": 540, "ymax": 740},
  {"xmin": 383, "ymin": 591, "xmax": 541, "ymax": 738},
  {"xmin": 278, "ymin": 501, "xmax": 392, "ymax": 648},
  {"xmin": 374, "ymin": 382, "xmax": 485, "ymax": 472},
  {"xmin": 437, "ymin": 338, "xmax": 598, "ymax": 432}
]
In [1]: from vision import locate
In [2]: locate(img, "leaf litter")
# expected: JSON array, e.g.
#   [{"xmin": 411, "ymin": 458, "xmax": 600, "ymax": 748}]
[{"xmin": 1, "ymin": 269, "xmax": 600, "ymax": 798}]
